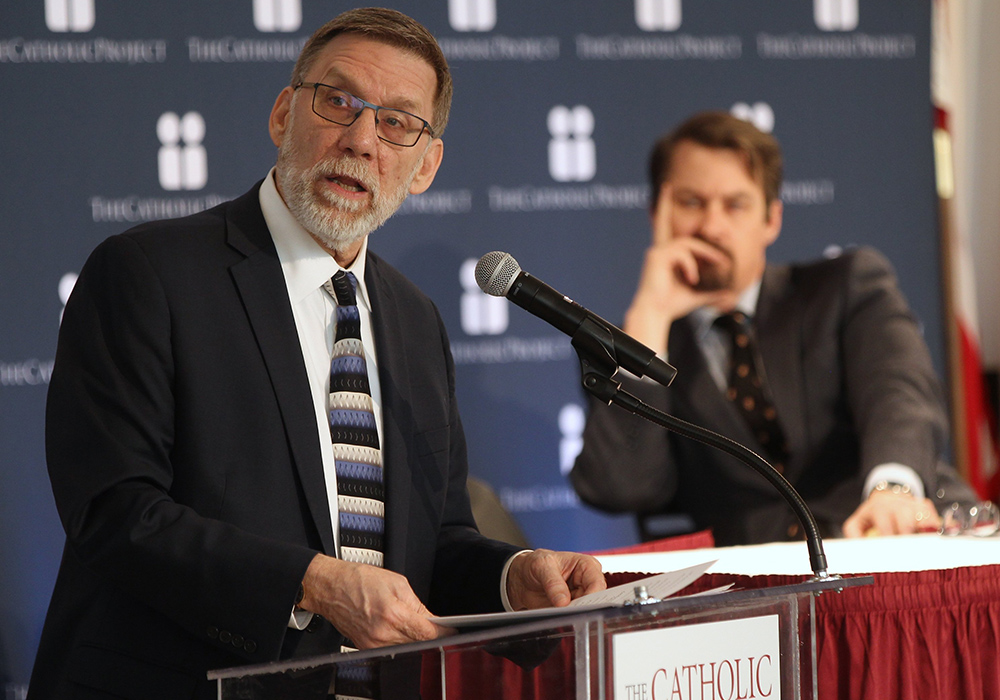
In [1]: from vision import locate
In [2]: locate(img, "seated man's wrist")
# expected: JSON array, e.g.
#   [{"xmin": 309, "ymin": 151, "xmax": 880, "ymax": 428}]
[
  {"xmin": 870, "ymin": 480, "xmax": 913, "ymax": 498},
  {"xmin": 863, "ymin": 464, "xmax": 925, "ymax": 501}
]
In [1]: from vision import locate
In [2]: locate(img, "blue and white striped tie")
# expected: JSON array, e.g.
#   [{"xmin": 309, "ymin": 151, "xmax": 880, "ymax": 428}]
[{"xmin": 324, "ymin": 270, "xmax": 384, "ymax": 569}]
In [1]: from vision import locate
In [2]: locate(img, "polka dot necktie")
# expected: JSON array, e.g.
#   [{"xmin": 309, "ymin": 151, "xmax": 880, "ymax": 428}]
[
  {"xmin": 323, "ymin": 270, "xmax": 385, "ymax": 569},
  {"xmin": 714, "ymin": 311, "xmax": 789, "ymax": 473}
]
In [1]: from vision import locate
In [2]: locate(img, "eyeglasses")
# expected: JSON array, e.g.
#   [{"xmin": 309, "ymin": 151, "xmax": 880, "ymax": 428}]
[{"xmin": 294, "ymin": 82, "xmax": 435, "ymax": 148}]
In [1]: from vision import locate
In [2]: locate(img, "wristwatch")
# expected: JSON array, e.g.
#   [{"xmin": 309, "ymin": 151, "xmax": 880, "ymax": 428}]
[{"xmin": 872, "ymin": 480, "xmax": 912, "ymax": 497}]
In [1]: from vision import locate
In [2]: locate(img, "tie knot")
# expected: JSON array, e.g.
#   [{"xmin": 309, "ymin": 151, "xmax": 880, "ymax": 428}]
[
  {"xmin": 328, "ymin": 270, "xmax": 358, "ymax": 307},
  {"xmin": 714, "ymin": 311, "xmax": 749, "ymax": 334}
]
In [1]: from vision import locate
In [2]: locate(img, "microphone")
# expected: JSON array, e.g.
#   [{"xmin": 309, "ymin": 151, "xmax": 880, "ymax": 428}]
[
  {"xmin": 475, "ymin": 251, "xmax": 677, "ymax": 387},
  {"xmin": 476, "ymin": 252, "xmax": 831, "ymax": 578}
]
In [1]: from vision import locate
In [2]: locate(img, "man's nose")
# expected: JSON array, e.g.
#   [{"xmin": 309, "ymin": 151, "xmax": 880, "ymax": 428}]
[
  {"xmin": 697, "ymin": 202, "xmax": 727, "ymax": 240},
  {"xmin": 335, "ymin": 107, "xmax": 379, "ymax": 159}
]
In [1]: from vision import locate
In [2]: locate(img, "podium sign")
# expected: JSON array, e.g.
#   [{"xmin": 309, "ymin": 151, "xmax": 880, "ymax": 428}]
[{"xmin": 612, "ymin": 615, "xmax": 781, "ymax": 700}]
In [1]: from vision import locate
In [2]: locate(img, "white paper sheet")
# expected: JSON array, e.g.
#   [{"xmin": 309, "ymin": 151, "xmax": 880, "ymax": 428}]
[{"xmin": 430, "ymin": 560, "xmax": 716, "ymax": 629}]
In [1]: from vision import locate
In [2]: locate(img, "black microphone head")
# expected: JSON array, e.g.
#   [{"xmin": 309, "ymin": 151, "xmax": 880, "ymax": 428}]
[{"xmin": 475, "ymin": 251, "xmax": 522, "ymax": 297}]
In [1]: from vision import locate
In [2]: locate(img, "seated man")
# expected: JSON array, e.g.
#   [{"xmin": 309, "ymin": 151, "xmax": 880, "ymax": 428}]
[{"xmin": 570, "ymin": 111, "xmax": 973, "ymax": 546}]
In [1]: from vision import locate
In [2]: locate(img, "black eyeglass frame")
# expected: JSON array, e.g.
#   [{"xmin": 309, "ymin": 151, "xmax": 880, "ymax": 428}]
[{"xmin": 293, "ymin": 81, "xmax": 436, "ymax": 147}]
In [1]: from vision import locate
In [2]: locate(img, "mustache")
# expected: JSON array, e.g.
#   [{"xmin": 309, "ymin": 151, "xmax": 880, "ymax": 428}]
[
  {"xmin": 692, "ymin": 234, "xmax": 735, "ymax": 264},
  {"xmin": 310, "ymin": 156, "xmax": 379, "ymax": 197}
]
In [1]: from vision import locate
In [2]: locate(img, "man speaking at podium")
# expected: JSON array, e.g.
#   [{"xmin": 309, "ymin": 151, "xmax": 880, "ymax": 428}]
[
  {"xmin": 30, "ymin": 8, "xmax": 603, "ymax": 698},
  {"xmin": 571, "ymin": 111, "xmax": 971, "ymax": 546}
]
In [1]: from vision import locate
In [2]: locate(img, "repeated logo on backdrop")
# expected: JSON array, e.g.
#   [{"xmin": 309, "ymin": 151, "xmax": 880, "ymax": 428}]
[
  {"xmin": 253, "ymin": 0, "xmax": 302, "ymax": 33},
  {"xmin": 89, "ymin": 111, "xmax": 228, "ymax": 224},
  {"xmin": 547, "ymin": 106, "xmax": 597, "ymax": 183},
  {"xmin": 635, "ymin": 0, "xmax": 682, "ymax": 32},
  {"xmin": 760, "ymin": 0, "xmax": 915, "ymax": 58},
  {"xmin": 730, "ymin": 102, "xmax": 775, "ymax": 134},
  {"xmin": 45, "ymin": 0, "xmax": 94, "ymax": 32},
  {"xmin": 157, "ymin": 112, "xmax": 208, "ymax": 191},
  {"xmin": 558, "ymin": 404, "xmax": 586, "ymax": 476},
  {"xmin": 486, "ymin": 108, "xmax": 646, "ymax": 213},
  {"xmin": 815, "ymin": 0, "xmax": 859, "ymax": 31},
  {"xmin": 437, "ymin": 0, "xmax": 559, "ymax": 61},
  {"xmin": 578, "ymin": 0, "xmax": 740, "ymax": 61},
  {"xmin": 1, "ymin": 0, "xmax": 166, "ymax": 64},
  {"xmin": 449, "ymin": 0, "xmax": 497, "ymax": 32}
]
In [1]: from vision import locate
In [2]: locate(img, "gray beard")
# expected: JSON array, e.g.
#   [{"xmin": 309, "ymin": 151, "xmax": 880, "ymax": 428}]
[{"xmin": 276, "ymin": 133, "xmax": 418, "ymax": 253}]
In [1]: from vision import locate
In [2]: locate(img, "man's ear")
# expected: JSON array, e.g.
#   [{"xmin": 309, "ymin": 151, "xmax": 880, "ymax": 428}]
[
  {"xmin": 409, "ymin": 138, "xmax": 444, "ymax": 195},
  {"xmin": 764, "ymin": 199, "xmax": 783, "ymax": 245},
  {"xmin": 269, "ymin": 87, "xmax": 295, "ymax": 148}
]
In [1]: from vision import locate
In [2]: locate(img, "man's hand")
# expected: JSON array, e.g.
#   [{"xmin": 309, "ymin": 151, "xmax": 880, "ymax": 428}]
[
  {"xmin": 505, "ymin": 549, "xmax": 606, "ymax": 611},
  {"xmin": 623, "ymin": 185, "xmax": 731, "ymax": 353},
  {"xmin": 842, "ymin": 490, "xmax": 942, "ymax": 537},
  {"xmin": 298, "ymin": 554, "xmax": 451, "ymax": 649}
]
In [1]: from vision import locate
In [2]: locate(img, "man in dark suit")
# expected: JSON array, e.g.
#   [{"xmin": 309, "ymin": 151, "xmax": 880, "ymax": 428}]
[
  {"xmin": 30, "ymin": 9, "xmax": 604, "ymax": 698},
  {"xmin": 570, "ymin": 111, "xmax": 970, "ymax": 546}
]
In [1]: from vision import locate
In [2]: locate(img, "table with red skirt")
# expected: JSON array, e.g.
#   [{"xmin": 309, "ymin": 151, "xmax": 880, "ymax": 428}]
[{"xmin": 424, "ymin": 532, "xmax": 1000, "ymax": 700}]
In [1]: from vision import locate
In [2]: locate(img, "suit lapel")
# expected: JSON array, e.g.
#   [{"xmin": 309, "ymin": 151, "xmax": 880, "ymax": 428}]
[
  {"xmin": 755, "ymin": 264, "xmax": 806, "ymax": 478},
  {"xmin": 225, "ymin": 187, "xmax": 335, "ymax": 555},
  {"xmin": 364, "ymin": 255, "xmax": 412, "ymax": 575}
]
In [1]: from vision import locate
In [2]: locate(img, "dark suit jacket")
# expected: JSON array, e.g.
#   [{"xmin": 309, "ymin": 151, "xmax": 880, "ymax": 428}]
[
  {"xmin": 29, "ymin": 183, "xmax": 518, "ymax": 698},
  {"xmin": 571, "ymin": 248, "xmax": 951, "ymax": 545}
]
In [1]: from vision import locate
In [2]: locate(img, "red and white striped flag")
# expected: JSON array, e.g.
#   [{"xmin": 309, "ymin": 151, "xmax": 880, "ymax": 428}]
[{"xmin": 932, "ymin": 0, "xmax": 1000, "ymax": 500}]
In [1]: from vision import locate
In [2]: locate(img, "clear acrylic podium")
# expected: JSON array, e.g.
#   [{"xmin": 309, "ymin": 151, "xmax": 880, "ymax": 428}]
[{"xmin": 209, "ymin": 576, "xmax": 869, "ymax": 700}]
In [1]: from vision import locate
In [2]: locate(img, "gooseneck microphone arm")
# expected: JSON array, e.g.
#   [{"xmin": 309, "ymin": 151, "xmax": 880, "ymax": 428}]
[
  {"xmin": 570, "ymin": 316, "xmax": 832, "ymax": 580},
  {"xmin": 476, "ymin": 250, "xmax": 832, "ymax": 579}
]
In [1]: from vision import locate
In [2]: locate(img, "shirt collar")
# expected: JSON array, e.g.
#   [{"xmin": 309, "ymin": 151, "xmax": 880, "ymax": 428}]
[
  {"xmin": 691, "ymin": 277, "xmax": 763, "ymax": 342},
  {"xmin": 259, "ymin": 167, "xmax": 372, "ymax": 311}
]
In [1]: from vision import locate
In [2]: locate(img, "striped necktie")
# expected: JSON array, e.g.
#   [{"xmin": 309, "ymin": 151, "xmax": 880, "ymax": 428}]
[{"xmin": 324, "ymin": 270, "xmax": 384, "ymax": 569}]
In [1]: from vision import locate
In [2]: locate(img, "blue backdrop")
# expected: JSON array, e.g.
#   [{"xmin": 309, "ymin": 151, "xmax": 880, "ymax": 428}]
[{"xmin": 0, "ymin": 0, "xmax": 939, "ymax": 690}]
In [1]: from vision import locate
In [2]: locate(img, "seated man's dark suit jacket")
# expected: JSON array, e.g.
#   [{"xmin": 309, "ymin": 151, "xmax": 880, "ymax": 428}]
[
  {"xmin": 29, "ymin": 182, "xmax": 519, "ymax": 698},
  {"xmin": 571, "ymin": 247, "xmax": 956, "ymax": 545}
]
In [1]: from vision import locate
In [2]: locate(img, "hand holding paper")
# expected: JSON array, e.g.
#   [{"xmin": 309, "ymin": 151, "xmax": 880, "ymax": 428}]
[
  {"xmin": 434, "ymin": 560, "xmax": 718, "ymax": 628},
  {"xmin": 505, "ymin": 548, "xmax": 607, "ymax": 610}
]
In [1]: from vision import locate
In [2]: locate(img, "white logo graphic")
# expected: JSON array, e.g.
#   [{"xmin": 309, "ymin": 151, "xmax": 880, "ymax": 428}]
[
  {"xmin": 449, "ymin": 0, "xmax": 496, "ymax": 32},
  {"xmin": 459, "ymin": 258, "xmax": 508, "ymax": 335},
  {"xmin": 157, "ymin": 112, "xmax": 208, "ymax": 191},
  {"xmin": 548, "ymin": 106, "xmax": 596, "ymax": 183},
  {"xmin": 731, "ymin": 102, "xmax": 775, "ymax": 133},
  {"xmin": 635, "ymin": 0, "xmax": 681, "ymax": 31},
  {"xmin": 253, "ymin": 0, "xmax": 302, "ymax": 32},
  {"xmin": 558, "ymin": 404, "xmax": 586, "ymax": 476},
  {"xmin": 45, "ymin": 0, "xmax": 95, "ymax": 32},
  {"xmin": 59, "ymin": 272, "xmax": 78, "ymax": 325},
  {"xmin": 814, "ymin": 0, "xmax": 858, "ymax": 31}
]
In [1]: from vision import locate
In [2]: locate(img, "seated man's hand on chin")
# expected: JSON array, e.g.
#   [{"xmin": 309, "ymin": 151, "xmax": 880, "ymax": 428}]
[
  {"xmin": 505, "ymin": 549, "xmax": 606, "ymax": 611},
  {"xmin": 842, "ymin": 489, "xmax": 941, "ymax": 538}
]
